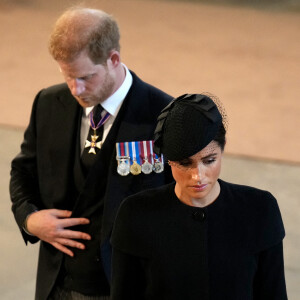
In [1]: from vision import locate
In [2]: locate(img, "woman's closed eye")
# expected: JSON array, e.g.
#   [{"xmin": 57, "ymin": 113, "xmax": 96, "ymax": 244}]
[
  {"xmin": 178, "ymin": 159, "xmax": 193, "ymax": 167},
  {"xmin": 203, "ymin": 158, "xmax": 216, "ymax": 165}
]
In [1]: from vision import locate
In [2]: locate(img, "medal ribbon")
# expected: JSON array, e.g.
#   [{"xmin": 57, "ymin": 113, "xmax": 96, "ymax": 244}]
[
  {"xmin": 154, "ymin": 153, "xmax": 164, "ymax": 164},
  {"xmin": 116, "ymin": 143, "xmax": 120, "ymax": 158},
  {"xmin": 129, "ymin": 142, "xmax": 141, "ymax": 165},
  {"xmin": 147, "ymin": 141, "xmax": 154, "ymax": 164},
  {"xmin": 116, "ymin": 142, "xmax": 128, "ymax": 159},
  {"xmin": 125, "ymin": 142, "xmax": 130, "ymax": 159},
  {"xmin": 143, "ymin": 141, "xmax": 148, "ymax": 162},
  {"xmin": 138, "ymin": 141, "xmax": 142, "ymax": 162},
  {"xmin": 151, "ymin": 140, "xmax": 164, "ymax": 163},
  {"xmin": 90, "ymin": 109, "xmax": 110, "ymax": 130},
  {"xmin": 135, "ymin": 142, "xmax": 141, "ymax": 165},
  {"xmin": 139, "ymin": 141, "xmax": 155, "ymax": 164}
]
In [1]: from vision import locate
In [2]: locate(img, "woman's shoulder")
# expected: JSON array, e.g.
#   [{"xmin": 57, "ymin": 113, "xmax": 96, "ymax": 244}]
[
  {"xmin": 219, "ymin": 179, "xmax": 285, "ymax": 251},
  {"xmin": 219, "ymin": 179, "xmax": 282, "ymax": 224},
  {"xmin": 219, "ymin": 179, "xmax": 276, "ymax": 206}
]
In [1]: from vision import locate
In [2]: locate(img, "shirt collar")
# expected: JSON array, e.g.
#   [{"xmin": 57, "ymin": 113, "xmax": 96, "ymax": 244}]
[{"xmin": 84, "ymin": 64, "xmax": 132, "ymax": 117}]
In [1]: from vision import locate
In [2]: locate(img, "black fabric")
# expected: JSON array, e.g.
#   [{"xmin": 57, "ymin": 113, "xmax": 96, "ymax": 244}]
[
  {"xmin": 111, "ymin": 179, "xmax": 287, "ymax": 300},
  {"xmin": 153, "ymin": 94, "xmax": 222, "ymax": 161},
  {"xmin": 58, "ymin": 106, "xmax": 114, "ymax": 295},
  {"xmin": 9, "ymin": 71, "xmax": 174, "ymax": 300},
  {"xmin": 49, "ymin": 285, "xmax": 111, "ymax": 299},
  {"xmin": 81, "ymin": 104, "xmax": 104, "ymax": 171},
  {"xmin": 93, "ymin": 104, "xmax": 104, "ymax": 125},
  {"xmin": 57, "ymin": 208, "xmax": 110, "ymax": 295}
]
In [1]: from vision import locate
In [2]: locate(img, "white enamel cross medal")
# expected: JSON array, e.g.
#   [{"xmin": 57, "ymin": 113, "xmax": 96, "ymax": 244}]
[
  {"xmin": 84, "ymin": 131, "xmax": 102, "ymax": 154},
  {"xmin": 85, "ymin": 107, "xmax": 110, "ymax": 155}
]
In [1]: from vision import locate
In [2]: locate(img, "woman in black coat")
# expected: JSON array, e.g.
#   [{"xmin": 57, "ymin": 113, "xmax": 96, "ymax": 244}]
[{"xmin": 111, "ymin": 94, "xmax": 287, "ymax": 300}]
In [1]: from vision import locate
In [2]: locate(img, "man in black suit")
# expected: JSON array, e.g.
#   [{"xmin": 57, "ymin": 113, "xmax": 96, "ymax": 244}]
[{"xmin": 10, "ymin": 7, "xmax": 173, "ymax": 300}]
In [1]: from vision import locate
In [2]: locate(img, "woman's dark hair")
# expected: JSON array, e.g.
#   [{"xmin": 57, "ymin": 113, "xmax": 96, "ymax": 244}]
[{"xmin": 213, "ymin": 123, "xmax": 226, "ymax": 151}]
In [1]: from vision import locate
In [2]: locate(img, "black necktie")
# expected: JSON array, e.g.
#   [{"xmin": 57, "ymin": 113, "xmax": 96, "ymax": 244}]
[{"xmin": 81, "ymin": 104, "xmax": 104, "ymax": 171}]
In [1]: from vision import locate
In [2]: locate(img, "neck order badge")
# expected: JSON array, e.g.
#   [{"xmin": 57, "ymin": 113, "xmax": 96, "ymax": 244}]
[{"xmin": 84, "ymin": 105, "xmax": 110, "ymax": 155}]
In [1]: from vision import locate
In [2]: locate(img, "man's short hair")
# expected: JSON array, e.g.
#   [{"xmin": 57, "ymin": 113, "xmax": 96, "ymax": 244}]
[{"xmin": 49, "ymin": 7, "xmax": 120, "ymax": 64}]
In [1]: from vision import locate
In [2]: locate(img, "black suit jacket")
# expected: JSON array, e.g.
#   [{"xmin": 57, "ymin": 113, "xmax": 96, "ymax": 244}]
[{"xmin": 10, "ymin": 71, "xmax": 173, "ymax": 300}]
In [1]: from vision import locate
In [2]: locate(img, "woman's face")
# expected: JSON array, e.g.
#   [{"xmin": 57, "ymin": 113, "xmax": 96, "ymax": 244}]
[{"xmin": 170, "ymin": 141, "xmax": 223, "ymax": 207}]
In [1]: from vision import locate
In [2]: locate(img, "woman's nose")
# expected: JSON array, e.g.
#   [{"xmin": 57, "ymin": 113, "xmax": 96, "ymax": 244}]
[{"xmin": 191, "ymin": 163, "xmax": 204, "ymax": 181}]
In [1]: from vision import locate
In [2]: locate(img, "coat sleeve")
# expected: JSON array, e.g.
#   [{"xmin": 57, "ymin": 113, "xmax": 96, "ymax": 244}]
[
  {"xmin": 111, "ymin": 194, "xmax": 153, "ymax": 299},
  {"xmin": 111, "ymin": 248, "xmax": 147, "ymax": 300},
  {"xmin": 253, "ymin": 241, "xmax": 288, "ymax": 300},
  {"xmin": 9, "ymin": 91, "xmax": 43, "ymax": 244},
  {"xmin": 251, "ymin": 191, "xmax": 287, "ymax": 299}
]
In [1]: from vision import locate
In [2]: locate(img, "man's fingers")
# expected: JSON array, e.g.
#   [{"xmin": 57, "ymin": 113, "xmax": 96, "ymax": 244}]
[
  {"xmin": 59, "ymin": 217, "xmax": 90, "ymax": 228},
  {"xmin": 55, "ymin": 238, "xmax": 86, "ymax": 250},
  {"xmin": 51, "ymin": 242, "xmax": 74, "ymax": 257},
  {"xmin": 51, "ymin": 209, "xmax": 72, "ymax": 218},
  {"xmin": 56, "ymin": 229, "xmax": 91, "ymax": 240}
]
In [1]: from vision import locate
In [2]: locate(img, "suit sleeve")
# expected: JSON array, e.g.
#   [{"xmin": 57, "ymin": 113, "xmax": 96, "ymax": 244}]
[{"xmin": 9, "ymin": 91, "xmax": 43, "ymax": 244}]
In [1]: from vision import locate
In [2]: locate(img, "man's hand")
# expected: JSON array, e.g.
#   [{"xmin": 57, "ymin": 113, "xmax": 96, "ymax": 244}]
[{"xmin": 26, "ymin": 209, "xmax": 91, "ymax": 257}]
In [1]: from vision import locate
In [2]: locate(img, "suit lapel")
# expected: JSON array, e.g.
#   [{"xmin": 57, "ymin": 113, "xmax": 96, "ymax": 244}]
[{"xmin": 46, "ymin": 86, "xmax": 81, "ymax": 208}]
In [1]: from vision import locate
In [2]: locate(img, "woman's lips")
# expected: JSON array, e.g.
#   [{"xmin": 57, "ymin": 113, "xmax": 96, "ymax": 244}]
[{"xmin": 190, "ymin": 184, "xmax": 208, "ymax": 191}]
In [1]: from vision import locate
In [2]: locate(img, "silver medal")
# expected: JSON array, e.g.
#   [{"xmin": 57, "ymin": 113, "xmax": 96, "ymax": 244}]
[
  {"xmin": 141, "ymin": 141, "xmax": 153, "ymax": 174},
  {"xmin": 153, "ymin": 159, "xmax": 164, "ymax": 173},
  {"xmin": 141, "ymin": 159, "xmax": 153, "ymax": 174},
  {"xmin": 117, "ymin": 158, "xmax": 130, "ymax": 176}
]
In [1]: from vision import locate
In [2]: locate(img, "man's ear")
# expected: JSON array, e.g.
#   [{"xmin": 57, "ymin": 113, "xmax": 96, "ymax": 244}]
[{"xmin": 108, "ymin": 50, "xmax": 120, "ymax": 68}]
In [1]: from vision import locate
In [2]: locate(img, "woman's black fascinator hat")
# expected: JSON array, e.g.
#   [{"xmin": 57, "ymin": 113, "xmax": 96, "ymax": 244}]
[{"xmin": 153, "ymin": 93, "xmax": 227, "ymax": 161}]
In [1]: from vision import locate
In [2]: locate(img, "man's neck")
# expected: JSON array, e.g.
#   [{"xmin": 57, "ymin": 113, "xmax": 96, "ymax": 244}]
[{"xmin": 111, "ymin": 64, "xmax": 126, "ymax": 95}]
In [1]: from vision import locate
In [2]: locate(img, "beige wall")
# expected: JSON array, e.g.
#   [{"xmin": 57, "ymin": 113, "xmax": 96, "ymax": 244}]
[{"xmin": 0, "ymin": 0, "xmax": 299, "ymax": 163}]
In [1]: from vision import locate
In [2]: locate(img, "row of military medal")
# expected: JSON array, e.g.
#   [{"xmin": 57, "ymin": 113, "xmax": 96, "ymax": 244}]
[{"xmin": 116, "ymin": 140, "xmax": 164, "ymax": 176}]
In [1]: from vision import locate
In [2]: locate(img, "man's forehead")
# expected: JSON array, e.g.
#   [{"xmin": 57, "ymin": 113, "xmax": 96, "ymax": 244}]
[
  {"xmin": 58, "ymin": 60, "xmax": 97, "ymax": 79},
  {"xmin": 58, "ymin": 51, "xmax": 95, "ymax": 69}
]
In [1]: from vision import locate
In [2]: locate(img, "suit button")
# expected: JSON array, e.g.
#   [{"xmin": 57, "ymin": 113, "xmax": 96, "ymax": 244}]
[
  {"xmin": 192, "ymin": 209, "xmax": 206, "ymax": 221},
  {"xmin": 95, "ymin": 256, "xmax": 101, "ymax": 262}
]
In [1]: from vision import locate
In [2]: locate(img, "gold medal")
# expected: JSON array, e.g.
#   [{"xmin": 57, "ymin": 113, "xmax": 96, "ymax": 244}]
[{"xmin": 130, "ymin": 161, "xmax": 142, "ymax": 175}]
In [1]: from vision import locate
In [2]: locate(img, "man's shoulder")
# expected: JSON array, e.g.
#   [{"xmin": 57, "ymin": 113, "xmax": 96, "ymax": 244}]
[
  {"xmin": 40, "ymin": 83, "xmax": 70, "ymax": 97},
  {"xmin": 130, "ymin": 71, "xmax": 173, "ymax": 104},
  {"xmin": 34, "ymin": 83, "xmax": 75, "ymax": 109}
]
